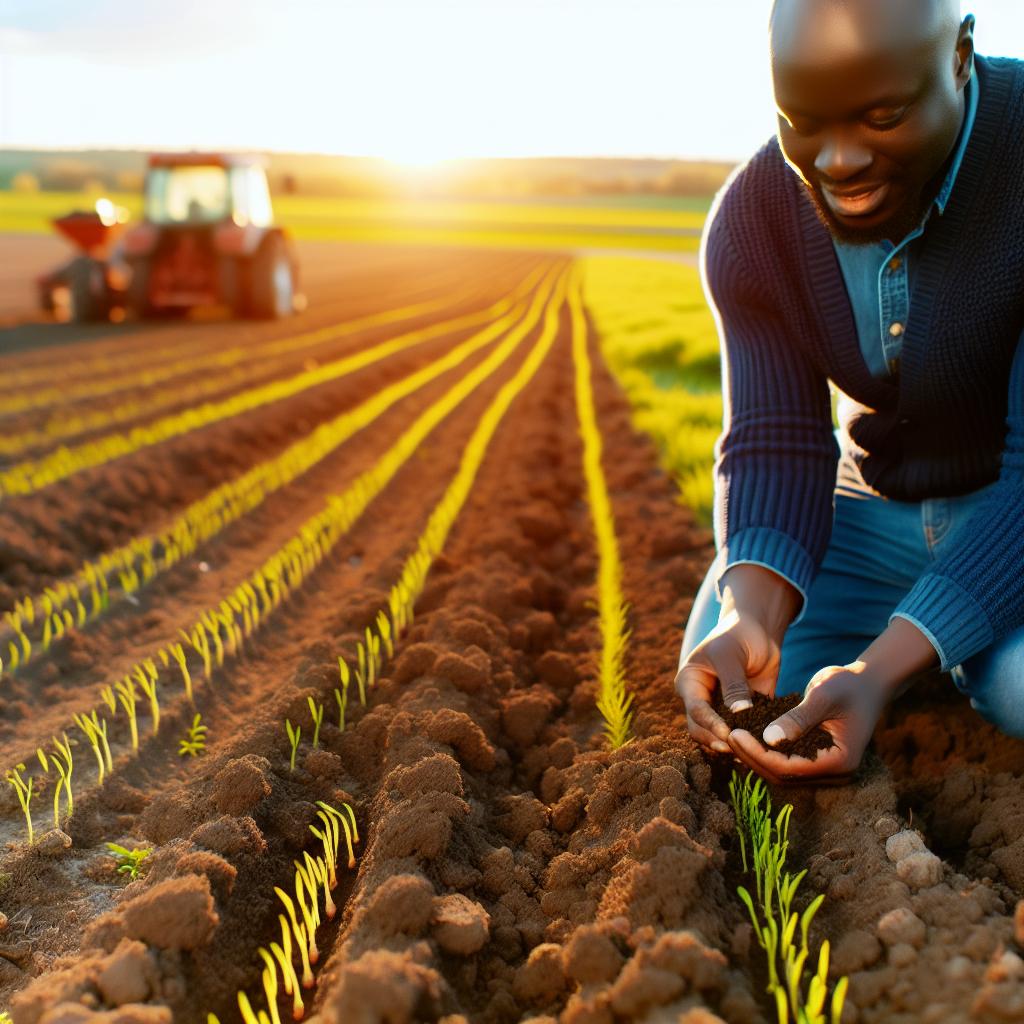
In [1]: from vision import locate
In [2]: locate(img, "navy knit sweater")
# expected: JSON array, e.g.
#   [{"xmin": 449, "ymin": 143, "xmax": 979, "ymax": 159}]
[{"xmin": 702, "ymin": 54, "xmax": 1024, "ymax": 671}]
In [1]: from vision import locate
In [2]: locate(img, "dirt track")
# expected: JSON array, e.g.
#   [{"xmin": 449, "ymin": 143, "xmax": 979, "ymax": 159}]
[{"xmin": 0, "ymin": 237, "xmax": 1022, "ymax": 1024}]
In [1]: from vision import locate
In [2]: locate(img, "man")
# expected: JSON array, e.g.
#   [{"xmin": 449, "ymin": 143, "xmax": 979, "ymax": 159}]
[{"xmin": 675, "ymin": 0, "xmax": 1024, "ymax": 783}]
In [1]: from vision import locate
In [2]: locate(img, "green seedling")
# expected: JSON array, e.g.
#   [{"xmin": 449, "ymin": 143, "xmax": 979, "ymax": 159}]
[
  {"xmin": 364, "ymin": 627, "xmax": 377, "ymax": 690},
  {"xmin": 73, "ymin": 710, "xmax": 112, "ymax": 783},
  {"xmin": 355, "ymin": 642, "xmax": 367, "ymax": 706},
  {"xmin": 99, "ymin": 684, "xmax": 117, "ymax": 715},
  {"xmin": 274, "ymin": 886, "xmax": 314, "ymax": 989},
  {"xmin": 202, "ymin": 611, "xmax": 225, "ymax": 668},
  {"xmin": 237, "ymin": 990, "xmax": 270, "ymax": 1024},
  {"xmin": 317, "ymin": 800, "xmax": 358, "ymax": 868},
  {"xmin": 178, "ymin": 713, "xmax": 208, "ymax": 757},
  {"xmin": 170, "ymin": 641, "xmax": 193, "ymax": 702},
  {"xmin": 134, "ymin": 661, "xmax": 160, "ymax": 736},
  {"xmin": 257, "ymin": 947, "xmax": 283, "ymax": 1024},
  {"xmin": 286, "ymin": 719, "xmax": 301, "ymax": 773},
  {"xmin": 106, "ymin": 841, "xmax": 152, "ymax": 881},
  {"xmin": 37, "ymin": 733, "xmax": 74, "ymax": 829},
  {"xmin": 376, "ymin": 610, "xmax": 394, "ymax": 659},
  {"xmin": 333, "ymin": 687, "xmax": 345, "ymax": 734},
  {"xmin": 310, "ymin": 816, "xmax": 338, "ymax": 889},
  {"xmin": 185, "ymin": 624, "xmax": 212, "ymax": 681},
  {"xmin": 6, "ymin": 764, "xmax": 34, "ymax": 844},
  {"xmin": 293, "ymin": 859, "xmax": 321, "ymax": 964},
  {"xmin": 305, "ymin": 850, "xmax": 335, "ymax": 920},
  {"xmin": 307, "ymin": 697, "xmax": 324, "ymax": 750},
  {"xmin": 336, "ymin": 657, "xmax": 351, "ymax": 729},
  {"xmin": 730, "ymin": 771, "xmax": 848, "ymax": 1024},
  {"xmin": 269, "ymin": 913, "xmax": 305, "ymax": 1019},
  {"xmin": 115, "ymin": 676, "xmax": 140, "ymax": 751}
]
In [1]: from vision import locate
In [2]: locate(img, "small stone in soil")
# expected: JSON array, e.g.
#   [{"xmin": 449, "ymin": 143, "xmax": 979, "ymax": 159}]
[{"xmin": 713, "ymin": 692, "xmax": 835, "ymax": 760}]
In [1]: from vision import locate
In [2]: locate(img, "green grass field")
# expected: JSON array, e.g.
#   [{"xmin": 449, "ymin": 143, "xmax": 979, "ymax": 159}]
[
  {"xmin": 0, "ymin": 190, "xmax": 708, "ymax": 254},
  {"xmin": 581, "ymin": 255, "xmax": 721, "ymax": 526}
]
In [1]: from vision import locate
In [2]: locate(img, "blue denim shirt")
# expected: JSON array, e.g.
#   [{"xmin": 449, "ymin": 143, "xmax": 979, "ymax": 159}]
[{"xmin": 833, "ymin": 72, "xmax": 979, "ymax": 378}]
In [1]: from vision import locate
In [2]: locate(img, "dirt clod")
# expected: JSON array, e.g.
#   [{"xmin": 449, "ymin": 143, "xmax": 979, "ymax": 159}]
[{"xmin": 431, "ymin": 894, "xmax": 490, "ymax": 955}]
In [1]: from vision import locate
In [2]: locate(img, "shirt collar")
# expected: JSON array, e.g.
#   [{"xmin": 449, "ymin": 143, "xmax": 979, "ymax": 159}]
[{"xmin": 933, "ymin": 69, "xmax": 979, "ymax": 215}]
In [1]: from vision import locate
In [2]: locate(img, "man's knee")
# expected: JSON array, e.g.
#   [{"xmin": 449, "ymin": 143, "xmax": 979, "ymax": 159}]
[{"xmin": 954, "ymin": 629, "xmax": 1024, "ymax": 739}]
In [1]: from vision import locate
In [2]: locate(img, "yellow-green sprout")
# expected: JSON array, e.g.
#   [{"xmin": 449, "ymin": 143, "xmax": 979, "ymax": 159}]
[
  {"xmin": 285, "ymin": 719, "xmax": 301, "ymax": 773},
  {"xmin": 274, "ymin": 887, "xmax": 314, "ymax": 989},
  {"xmin": 134, "ymin": 663, "xmax": 160, "ymax": 737},
  {"xmin": 178, "ymin": 713, "xmax": 208, "ymax": 758},
  {"xmin": 115, "ymin": 676, "xmax": 140, "ymax": 751},
  {"xmin": 307, "ymin": 697, "xmax": 324, "ymax": 750},
  {"xmin": 6, "ymin": 764, "xmax": 34, "ymax": 844}
]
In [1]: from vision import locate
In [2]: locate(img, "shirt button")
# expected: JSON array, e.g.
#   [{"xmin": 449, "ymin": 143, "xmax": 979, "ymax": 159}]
[
  {"xmin": 889, "ymin": 322, "xmax": 904, "ymax": 337},
  {"xmin": 889, "ymin": 257, "xmax": 903, "ymax": 271}
]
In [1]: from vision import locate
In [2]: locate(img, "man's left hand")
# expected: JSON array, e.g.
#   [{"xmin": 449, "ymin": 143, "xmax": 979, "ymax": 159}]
[{"xmin": 726, "ymin": 662, "xmax": 890, "ymax": 784}]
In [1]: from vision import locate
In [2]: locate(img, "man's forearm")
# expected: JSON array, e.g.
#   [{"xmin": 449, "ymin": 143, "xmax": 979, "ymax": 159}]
[
  {"xmin": 855, "ymin": 617, "xmax": 940, "ymax": 697},
  {"xmin": 719, "ymin": 564, "xmax": 803, "ymax": 643}
]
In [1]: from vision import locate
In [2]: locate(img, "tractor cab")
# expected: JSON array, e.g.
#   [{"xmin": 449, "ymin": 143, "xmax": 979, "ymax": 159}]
[
  {"xmin": 144, "ymin": 159, "xmax": 272, "ymax": 229},
  {"xmin": 37, "ymin": 151, "xmax": 301, "ymax": 323}
]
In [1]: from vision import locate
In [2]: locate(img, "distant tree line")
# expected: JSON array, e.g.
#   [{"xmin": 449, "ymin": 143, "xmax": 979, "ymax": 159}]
[{"xmin": 0, "ymin": 150, "xmax": 736, "ymax": 200}]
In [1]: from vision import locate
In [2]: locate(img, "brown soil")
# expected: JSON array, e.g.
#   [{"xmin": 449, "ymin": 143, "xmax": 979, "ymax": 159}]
[
  {"xmin": 0, "ymin": 239, "xmax": 1022, "ymax": 1024},
  {"xmin": 713, "ymin": 692, "xmax": 835, "ymax": 760}
]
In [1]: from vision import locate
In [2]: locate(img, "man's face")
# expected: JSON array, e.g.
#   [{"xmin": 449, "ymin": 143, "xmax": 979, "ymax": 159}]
[{"xmin": 770, "ymin": 0, "xmax": 973, "ymax": 245}]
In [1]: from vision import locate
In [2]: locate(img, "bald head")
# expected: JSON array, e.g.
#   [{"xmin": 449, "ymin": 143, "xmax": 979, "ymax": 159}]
[{"xmin": 770, "ymin": 0, "xmax": 961, "ymax": 71}]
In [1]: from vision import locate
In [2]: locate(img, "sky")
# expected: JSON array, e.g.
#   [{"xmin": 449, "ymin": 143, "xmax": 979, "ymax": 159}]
[{"xmin": 0, "ymin": 0, "xmax": 1022, "ymax": 162}]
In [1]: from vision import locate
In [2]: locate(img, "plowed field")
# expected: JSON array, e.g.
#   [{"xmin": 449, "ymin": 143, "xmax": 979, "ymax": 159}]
[{"xmin": 0, "ymin": 239, "xmax": 1022, "ymax": 1024}]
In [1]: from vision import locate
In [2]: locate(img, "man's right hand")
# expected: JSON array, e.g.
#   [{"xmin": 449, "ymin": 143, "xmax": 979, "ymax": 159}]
[
  {"xmin": 675, "ymin": 563, "xmax": 802, "ymax": 755},
  {"xmin": 675, "ymin": 609, "xmax": 785, "ymax": 754}
]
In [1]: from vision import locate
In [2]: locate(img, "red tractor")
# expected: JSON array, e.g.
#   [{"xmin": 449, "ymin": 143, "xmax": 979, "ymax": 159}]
[{"xmin": 37, "ymin": 152, "xmax": 302, "ymax": 322}]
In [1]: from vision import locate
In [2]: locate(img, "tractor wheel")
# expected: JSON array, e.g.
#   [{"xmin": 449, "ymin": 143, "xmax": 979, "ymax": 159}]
[
  {"xmin": 66, "ymin": 257, "xmax": 110, "ymax": 323},
  {"xmin": 126, "ymin": 258, "xmax": 156, "ymax": 319},
  {"xmin": 246, "ymin": 234, "xmax": 294, "ymax": 319}
]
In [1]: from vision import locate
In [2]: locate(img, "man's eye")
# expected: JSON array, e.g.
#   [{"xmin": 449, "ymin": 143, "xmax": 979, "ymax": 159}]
[{"xmin": 866, "ymin": 107, "xmax": 908, "ymax": 129}]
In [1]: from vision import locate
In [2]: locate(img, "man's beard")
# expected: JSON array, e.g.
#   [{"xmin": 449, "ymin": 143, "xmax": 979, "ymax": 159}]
[{"xmin": 799, "ymin": 178, "xmax": 927, "ymax": 246}]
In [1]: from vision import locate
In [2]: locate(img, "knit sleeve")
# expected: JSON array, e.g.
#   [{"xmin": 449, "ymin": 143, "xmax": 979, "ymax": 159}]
[
  {"xmin": 701, "ymin": 192, "xmax": 839, "ymax": 623},
  {"xmin": 891, "ymin": 329, "xmax": 1024, "ymax": 669}
]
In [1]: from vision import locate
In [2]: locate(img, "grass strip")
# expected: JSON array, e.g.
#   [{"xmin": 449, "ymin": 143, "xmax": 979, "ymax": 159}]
[
  {"xmin": 568, "ymin": 264, "xmax": 634, "ymax": 749},
  {"xmin": 580, "ymin": 255, "xmax": 722, "ymax": 525}
]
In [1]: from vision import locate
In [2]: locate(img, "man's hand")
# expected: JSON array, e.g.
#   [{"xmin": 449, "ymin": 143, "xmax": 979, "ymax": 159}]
[
  {"xmin": 727, "ymin": 618, "xmax": 939, "ymax": 783},
  {"xmin": 727, "ymin": 662, "xmax": 888, "ymax": 784},
  {"xmin": 676, "ymin": 608, "xmax": 784, "ymax": 755}
]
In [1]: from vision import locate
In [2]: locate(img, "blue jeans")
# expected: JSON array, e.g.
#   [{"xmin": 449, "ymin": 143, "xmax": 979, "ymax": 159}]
[{"xmin": 680, "ymin": 446, "xmax": 1024, "ymax": 738}]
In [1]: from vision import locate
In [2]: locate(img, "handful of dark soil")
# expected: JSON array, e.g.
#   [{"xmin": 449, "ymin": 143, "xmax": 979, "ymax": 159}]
[{"xmin": 713, "ymin": 691, "xmax": 835, "ymax": 761}]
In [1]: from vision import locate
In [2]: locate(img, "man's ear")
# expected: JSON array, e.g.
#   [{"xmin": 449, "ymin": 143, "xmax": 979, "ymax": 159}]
[{"xmin": 955, "ymin": 14, "xmax": 976, "ymax": 89}]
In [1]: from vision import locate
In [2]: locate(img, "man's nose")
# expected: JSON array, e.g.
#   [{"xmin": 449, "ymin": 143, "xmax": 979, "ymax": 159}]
[{"xmin": 814, "ymin": 131, "xmax": 872, "ymax": 181}]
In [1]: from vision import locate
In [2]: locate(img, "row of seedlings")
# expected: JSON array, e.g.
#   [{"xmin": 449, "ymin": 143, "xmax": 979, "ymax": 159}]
[
  {"xmin": 730, "ymin": 771, "xmax": 849, "ymax": 1024},
  {"xmin": 207, "ymin": 800, "xmax": 359, "ymax": 1024},
  {"xmin": 0, "ymin": 265, "xmax": 550, "ymax": 680},
  {"xmin": 567, "ymin": 266, "xmax": 635, "ymax": 749},
  {"xmin": 0, "ymin": 273, "xmax": 495, "ymax": 458},
  {"xmin": 1, "ymin": 267, "xmax": 564, "ymax": 843},
  {"xmin": 205, "ymin": 269, "xmax": 570, "ymax": 1023},
  {"xmin": 0, "ymin": 267, "xmax": 543, "ymax": 499},
  {"xmin": 0, "ymin": 262, "xmax": 478, "ymax": 416}
]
